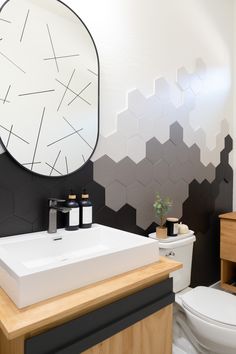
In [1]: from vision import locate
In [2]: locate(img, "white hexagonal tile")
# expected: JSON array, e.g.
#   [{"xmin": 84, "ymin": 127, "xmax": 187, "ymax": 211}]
[
  {"xmin": 127, "ymin": 135, "xmax": 146, "ymax": 163},
  {"xmin": 127, "ymin": 89, "xmax": 147, "ymax": 118},
  {"xmin": 138, "ymin": 116, "xmax": 155, "ymax": 142},
  {"xmin": 177, "ymin": 67, "xmax": 190, "ymax": 90},
  {"xmin": 162, "ymin": 102, "xmax": 177, "ymax": 125},
  {"xmin": 147, "ymin": 94, "xmax": 163, "ymax": 116},
  {"xmin": 169, "ymin": 83, "xmax": 183, "ymax": 107},
  {"xmin": 105, "ymin": 132, "xmax": 127, "ymax": 163},
  {"xmin": 195, "ymin": 58, "xmax": 207, "ymax": 80},
  {"xmin": 190, "ymin": 74, "xmax": 203, "ymax": 95},
  {"xmin": 155, "ymin": 78, "xmax": 171, "ymax": 102},
  {"xmin": 91, "ymin": 134, "xmax": 107, "ymax": 162},
  {"xmin": 117, "ymin": 109, "xmax": 139, "ymax": 138},
  {"xmin": 153, "ymin": 116, "xmax": 170, "ymax": 144},
  {"xmin": 183, "ymin": 89, "xmax": 196, "ymax": 111},
  {"xmin": 106, "ymin": 181, "xmax": 126, "ymax": 211}
]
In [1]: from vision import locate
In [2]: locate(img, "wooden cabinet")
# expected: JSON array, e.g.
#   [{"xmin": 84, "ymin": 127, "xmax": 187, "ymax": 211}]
[
  {"xmin": 0, "ymin": 258, "xmax": 182, "ymax": 354},
  {"xmin": 82, "ymin": 305, "xmax": 172, "ymax": 354},
  {"xmin": 219, "ymin": 213, "xmax": 236, "ymax": 293}
]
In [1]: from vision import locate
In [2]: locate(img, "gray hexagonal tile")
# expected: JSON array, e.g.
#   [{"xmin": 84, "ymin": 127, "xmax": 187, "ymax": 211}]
[
  {"xmin": 177, "ymin": 67, "xmax": 190, "ymax": 90},
  {"xmin": 106, "ymin": 181, "xmax": 126, "ymax": 211},
  {"xmin": 190, "ymin": 74, "xmax": 202, "ymax": 95},
  {"xmin": 127, "ymin": 89, "xmax": 147, "ymax": 118},
  {"xmin": 182, "ymin": 160, "xmax": 195, "ymax": 183},
  {"xmin": 155, "ymin": 78, "xmax": 170, "ymax": 102},
  {"xmin": 146, "ymin": 138, "xmax": 163, "ymax": 164},
  {"xmin": 170, "ymin": 122, "xmax": 183, "ymax": 145},
  {"xmin": 136, "ymin": 206, "xmax": 154, "ymax": 230},
  {"xmin": 169, "ymin": 161, "xmax": 184, "ymax": 182},
  {"xmin": 135, "ymin": 183, "xmax": 157, "ymax": 229},
  {"xmin": 174, "ymin": 179, "xmax": 189, "ymax": 201},
  {"xmin": 127, "ymin": 135, "xmax": 146, "ymax": 163},
  {"xmin": 127, "ymin": 181, "xmax": 145, "ymax": 208},
  {"xmin": 153, "ymin": 160, "xmax": 169, "ymax": 184},
  {"xmin": 117, "ymin": 109, "xmax": 139, "ymax": 138},
  {"xmin": 116, "ymin": 157, "xmax": 136, "ymax": 186},
  {"xmin": 159, "ymin": 180, "xmax": 176, "ymax": 201},
  {"xmin": 176, "ymin": 142, "xmax": 189, "ymax": 163},
  {"xmin": 189, "ymin": 143, "xmax": 201, "ymax": 162},
  {"xmin": 162, "ymin": 140, "xmax": 177, "ymax": 164},
  {"xmin": 205, "ymin": 163, "xmax": 215, "ymax": 183},
  {"xmin": 136, "ymin": 158, "xmax": 153, "ymax": 186},
  {"xmin": 195, "ymin": 58, "xmax": 207, "ymax": 80},
  {"xmin": 192, "ymin": 161, "xmax": 205, "ymax": 184},
  {"xmin": 105, "ymin": 132, "xmax": 127, "ymax": 162},
  {"xmin": 93, "ymin": 155, "xmax": 116, "ymax": 187}
]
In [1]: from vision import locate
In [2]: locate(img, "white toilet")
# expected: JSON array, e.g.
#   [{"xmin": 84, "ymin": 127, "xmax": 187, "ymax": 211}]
[{"xmin": 158, "ymin": 232, "xmax": 236, "ymax": 354}]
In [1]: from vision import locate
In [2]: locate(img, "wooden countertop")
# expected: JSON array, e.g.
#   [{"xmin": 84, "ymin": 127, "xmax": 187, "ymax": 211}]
[
  {"xmin": 219, "ymin": 212, "xmax": 236, "ymax": 220},
  {"xmin": 0, "ymin": 257, "xmax": 181, "ymax": 340}
]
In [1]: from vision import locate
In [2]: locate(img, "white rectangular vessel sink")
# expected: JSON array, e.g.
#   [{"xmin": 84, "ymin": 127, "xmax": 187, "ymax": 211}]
[{"xmin": 0, "ymin": 224, "xmax": 159, "ymax": 308}]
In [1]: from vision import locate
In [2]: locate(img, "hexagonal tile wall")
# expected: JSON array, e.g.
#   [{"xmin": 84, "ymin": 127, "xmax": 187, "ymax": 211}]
[
  {"xmin": 92, "ymin": 58, "xmax": 228, "ymax": 169},
  {"xmin": 92, "ymin": 58, "xmax": 231, "ymax": 230}
]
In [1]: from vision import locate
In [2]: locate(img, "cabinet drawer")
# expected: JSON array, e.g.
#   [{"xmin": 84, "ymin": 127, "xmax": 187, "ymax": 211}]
[
  {"xmin": 25, "ymin": 278, "xmax": 174, "ymax": 354},
  {"xmin": 220, "ymin": 220, "xmax": 236, "ymax": 262}
]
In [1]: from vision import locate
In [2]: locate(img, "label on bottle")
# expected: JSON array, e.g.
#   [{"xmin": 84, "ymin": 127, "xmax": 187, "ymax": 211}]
[
  {"xmin": 82, "ymin": 206, "xmax": 92, "ymax": 224},
  {"xmin": 69, "ymin": 208, "xmax": 79, "ymax": 226}
]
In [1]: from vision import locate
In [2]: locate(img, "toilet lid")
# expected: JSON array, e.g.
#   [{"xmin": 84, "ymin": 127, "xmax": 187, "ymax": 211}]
[{"xmin": 181, "ymin": 286, "xmax": 236, "ymax": 327}]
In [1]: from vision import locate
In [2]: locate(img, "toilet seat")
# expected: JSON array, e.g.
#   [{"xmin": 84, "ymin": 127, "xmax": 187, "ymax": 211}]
[{"xmin": 180, "ymin": 286, "xmax": 236, "ymax": 329}]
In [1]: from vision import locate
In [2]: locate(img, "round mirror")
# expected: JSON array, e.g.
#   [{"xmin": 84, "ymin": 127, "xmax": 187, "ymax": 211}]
[{"xmin": 0, "ymin": 0, "xmax": 99, "ymax": 176}]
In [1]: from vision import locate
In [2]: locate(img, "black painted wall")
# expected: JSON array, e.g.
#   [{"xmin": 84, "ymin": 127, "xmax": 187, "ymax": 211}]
[{"xmin": 0, "ymin": 135, "xmax": 233, "ymax": 286}]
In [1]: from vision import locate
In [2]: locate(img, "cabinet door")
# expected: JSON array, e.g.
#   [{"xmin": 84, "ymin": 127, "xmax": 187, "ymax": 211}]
[
  {"xmin": 82, "ymin": 305, "xmax": 173, "ymax": 354},
  {"xmin": 220, "ymin": 219, "xmax": 236, "ymax": 262}
]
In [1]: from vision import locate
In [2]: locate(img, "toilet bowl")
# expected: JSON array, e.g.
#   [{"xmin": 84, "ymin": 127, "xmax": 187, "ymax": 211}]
[{"xmin": 156, "ymin": 233, "xmax": 236, "ymax": 354}]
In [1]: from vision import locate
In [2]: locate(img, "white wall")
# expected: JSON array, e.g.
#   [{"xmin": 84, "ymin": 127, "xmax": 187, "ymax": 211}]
[
  {"xmin": 0, "ymin": 0, "xmax": 234, "ymax": 170},
  {"xmin": 63, "ymin": 0, "xmax": 233, "ymax": 133}
]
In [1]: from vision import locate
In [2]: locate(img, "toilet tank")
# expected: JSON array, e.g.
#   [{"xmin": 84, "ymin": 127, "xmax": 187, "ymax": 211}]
[{"xmin": 159, "ymin": 234, "xmax": 196, "ymax": 293}]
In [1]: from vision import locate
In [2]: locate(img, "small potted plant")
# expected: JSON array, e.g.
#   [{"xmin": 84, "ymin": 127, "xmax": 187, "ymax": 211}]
[{"xmin": 153, "ymin": 194, "xmax": 173, "ymax": 238}]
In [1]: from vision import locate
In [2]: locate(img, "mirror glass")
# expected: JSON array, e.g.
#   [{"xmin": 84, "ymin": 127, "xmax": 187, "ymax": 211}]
[{"xmin": 0, "ymin": 0, "xmax": 99, "ymax": 176}]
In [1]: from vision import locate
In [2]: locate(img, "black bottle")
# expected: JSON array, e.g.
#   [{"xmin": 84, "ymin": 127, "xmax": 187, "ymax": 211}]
[
  {"xmin": 65, "ymin": 192, "xmax": 79, "ymax": 231},
  {"xmin": 79, "ymin": 189, "xmax": 92, "ymax": 228}
]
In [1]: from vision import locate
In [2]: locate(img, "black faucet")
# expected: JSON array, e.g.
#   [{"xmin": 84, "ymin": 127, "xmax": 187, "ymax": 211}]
[{"xmin": 48, "ymin": 198, "xmax": 71, "ymax": 234}]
